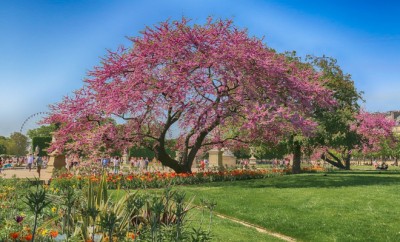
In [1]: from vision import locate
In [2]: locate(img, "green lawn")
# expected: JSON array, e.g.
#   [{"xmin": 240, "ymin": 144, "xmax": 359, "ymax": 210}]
[
  {"xmin": 187, "ymin": 209, "xmax": 284, "ymax": 242},
  {"xmin": 177, "ymin": 169, "xmax": 400, "ymax": 241}
]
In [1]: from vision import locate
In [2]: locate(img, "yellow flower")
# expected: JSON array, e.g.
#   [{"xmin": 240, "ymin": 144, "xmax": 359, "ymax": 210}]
[
  {"xmin": 51, "ymin": 207, "xmax": 57, "ymax": 213},
  {"xmin": 41, "ymin": 229, "xmax": 48, "ymax": 236}
]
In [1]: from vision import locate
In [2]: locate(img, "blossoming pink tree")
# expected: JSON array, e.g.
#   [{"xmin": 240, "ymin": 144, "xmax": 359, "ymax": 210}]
[
  {"xmin": 44, "ymin": 18, "xmax": 334, "ymax": 173},
  {"xmin": 320, "ymin": 111, "xmax": 395, "ymax": 169}
]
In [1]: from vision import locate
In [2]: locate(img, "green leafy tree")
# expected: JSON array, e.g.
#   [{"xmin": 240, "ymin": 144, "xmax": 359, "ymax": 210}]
[
  {"xmin": 274, "ymin": 54, "xmax": 362, "ymax": 173},
  {"xmin": 27, "ymin": 124, "xmax": 56, "ymax": 139},
  {"xmin": 0, "ymin": 143, "xmax": 6, "ymax": 155},
  {"xmin": 308, "ymin": 55, "xmax": 362, "ymax": 170},
  {"xmin": 369, "ymin": 134, "xmax": 400, "ymax": 165},
  {"xmin": 0, "ymin": 136, "xmax": 7, "ymax": 155},
  {"xmin": 7, "ymin": 132, "xmax": 29, "ymax": 156}
]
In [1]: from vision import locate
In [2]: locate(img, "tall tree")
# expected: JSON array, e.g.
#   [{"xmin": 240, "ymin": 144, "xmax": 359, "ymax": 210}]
[
  {"xmin": 44, "ymin": 18, "xmax": 334, "ymax": 173},
  {"xmin": 307, "ymin": 55, "xmax": 362, "ymax": 170},
  {"xmin": 7, "ymin": 132, "xmax": 28, "ymax": 156},
  {"xmin": 268, "ymin": 54, "xmax": 363, "ymax": 173}
]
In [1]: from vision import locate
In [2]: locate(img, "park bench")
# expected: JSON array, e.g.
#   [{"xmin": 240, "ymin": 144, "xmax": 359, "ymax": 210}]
[{"xmin": 376, "ymin": 164, "xmax": 388, "ymax": 170}]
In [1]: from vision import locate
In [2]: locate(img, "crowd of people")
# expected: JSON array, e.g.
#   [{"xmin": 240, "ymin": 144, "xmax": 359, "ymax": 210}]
[
  {"xmin": 0, "ymin": 156, "xmax": 27, "ymax": 170},
  {"xmin": 0, "ymin": 156, "xmax": 25, "ymax": 173},
  {"xmin": 64, "ymin": 155, "xmax": 157, "ymax": 175},
  {"xmin": 99, "ymin": 156, "xmax": 157, "ymax": 174},
  {"xmin": 0, "ymin": 154, "xmax": 48, "ymax": 177},
  {"xmin": 0, "ymin": 154, "xmax": 158, "ymax": 176},
  {"xmin": 373, "ymin": 160, "xmax": 389, "ymax": 170}
]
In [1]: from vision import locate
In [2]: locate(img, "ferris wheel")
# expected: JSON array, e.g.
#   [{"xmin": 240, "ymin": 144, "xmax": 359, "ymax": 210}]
[{"xmin": 20, "ymin": 112, "xmax": 51, "ymax": 134}]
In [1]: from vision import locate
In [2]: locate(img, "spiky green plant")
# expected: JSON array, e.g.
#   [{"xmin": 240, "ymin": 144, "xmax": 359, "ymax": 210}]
[{"xmin": 24, "ymin": 179, "xmax": 51, "ymax": 242}]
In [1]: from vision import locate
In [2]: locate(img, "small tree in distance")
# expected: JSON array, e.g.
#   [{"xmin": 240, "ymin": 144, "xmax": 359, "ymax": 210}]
[
  {"xmin": 44, "ymin": 18, "xmax": 334, "ymax": 173},
  {"xmin": 320, "ymin": 111, "xmax": 395, "ymax": 169}
]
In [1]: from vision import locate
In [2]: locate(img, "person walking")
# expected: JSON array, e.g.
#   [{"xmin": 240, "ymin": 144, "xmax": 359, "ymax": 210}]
[
  {"xmin": 36, "ymin": 156, "xmax": 43, "ymax": 178},
  {"xmin": 102, "ymin": 156, "xmax": 109, "ymax": 171},
  {"xmin": 144, "ymin": 157, "xmax": 149, "ymax": 171},
  {"xmin": 113, "ymin": 156, "xmax": 120, "ymax": 174},
  {"xmin": 27, "ymin": 153, "xmax": 34, "ymax": 172}
]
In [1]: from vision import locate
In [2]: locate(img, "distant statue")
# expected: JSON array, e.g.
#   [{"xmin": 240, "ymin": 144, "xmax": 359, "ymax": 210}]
[
  {"xmin": 249, "ymin": 147, "xmax": 256, "ymax": 158},
  {"xmin": 249, "ymin": 147, "xmax": 257, "ymax": 165}
]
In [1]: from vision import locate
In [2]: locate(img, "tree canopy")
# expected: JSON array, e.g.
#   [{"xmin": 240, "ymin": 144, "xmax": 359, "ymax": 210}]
[
  {"xmin": 3, "ymin": 132, "xmax": 29, "ymax": 156},
  {"xmin": 320, "ymin": 111, "xmax": 395, "ymax": 169},
  {"xmin": 45, "ymin": 18, "xmax": 334, "ymax": 173},
  {"xmin": 27, "ymin": 125, "xmax": 56, "ymax": 139}
]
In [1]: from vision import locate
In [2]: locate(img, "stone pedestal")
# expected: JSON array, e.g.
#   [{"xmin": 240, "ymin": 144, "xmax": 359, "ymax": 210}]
[
  {"xmin": 192, "ymin": 160, "xmax": 198, "ymax": 169},
  {"xmin": 47, "ymin": 155, "xmax": 66, "ymax": 170},
  {"xmin": 249, "ymin": 155, "xmax": 257, "ymax": 165},
  {"xmin": 46, "ymin": 134, "xmax": 66, "ymax": 170},
  {"xmin": 208, "ymin": 148, "xmax": 222, "ymax": 167},
  {"xmin": 123, "ymin": 151, "xmax": 129, "ymax": 165},
  {"xmin": 222, "ymin": 148, "xmax": 236, "ymax": 167}
]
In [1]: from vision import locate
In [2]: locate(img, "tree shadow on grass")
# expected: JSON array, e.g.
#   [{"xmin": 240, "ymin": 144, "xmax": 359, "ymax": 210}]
[
  {"xmin": 194, "ymin": 172, "xmax": 400, "ymax": 189},
  {"xmin": 331, "ymin": 169, "xmax": 400, "ymax": 175}
]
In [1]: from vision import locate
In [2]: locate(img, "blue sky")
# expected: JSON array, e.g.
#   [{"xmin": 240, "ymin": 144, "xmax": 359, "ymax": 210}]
[{"xmin": 0, "ymin": 0, "xmax": 399, "ymax": 136}]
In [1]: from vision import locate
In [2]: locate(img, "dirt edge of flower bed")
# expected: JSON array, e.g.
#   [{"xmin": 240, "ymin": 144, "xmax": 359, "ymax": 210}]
[{"xmin": 215, "ymin": 212, "xmax": 296, "ymax": 242}]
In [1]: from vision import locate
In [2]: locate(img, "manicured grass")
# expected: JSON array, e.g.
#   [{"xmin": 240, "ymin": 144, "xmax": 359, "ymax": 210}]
[
  {"xmin": 187, "ymin": 209, "xmax": 284, "ymax": 241},
  {"xmin": 178, "ymin": 169, "xmax": 400, "ymax": 241}
]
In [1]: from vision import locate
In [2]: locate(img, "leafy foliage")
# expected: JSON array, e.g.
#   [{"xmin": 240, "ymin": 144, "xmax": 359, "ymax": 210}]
[
  {"xmin": 27, "ymin": 124, "xmax": 56, "ymax": 139},
  {"xmin": 44, "ymin": 18, "xmax": 334, "ymax": 173},
  {"xmin": 7, "ymin": 132, "xmax": 28, "ymax": 156},
  {"xmin": 31, "ymin": 136, "xmax": 52, "ymax": 156}
]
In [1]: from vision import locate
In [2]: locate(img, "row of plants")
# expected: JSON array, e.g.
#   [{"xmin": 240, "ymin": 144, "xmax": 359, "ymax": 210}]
[
  {"xmin": 51, "ymin": 168, "xmax": 287, "ymax": 190},
  {"xmin": 0, "ymin": 175, "xmax": 215, "ymax": 241}
]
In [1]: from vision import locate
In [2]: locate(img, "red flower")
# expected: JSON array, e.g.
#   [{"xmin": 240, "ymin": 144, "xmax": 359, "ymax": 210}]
[
  {"xmin": 24, "ymin": 234, "xmax": 33, "ymax": 241},
  {"xmin": 50, "ymin": 230, "xmax": 58, "ymax": 238},
  {"xmin": 10, "ymin": 232, "xmax": 20, "ymax": 239}
]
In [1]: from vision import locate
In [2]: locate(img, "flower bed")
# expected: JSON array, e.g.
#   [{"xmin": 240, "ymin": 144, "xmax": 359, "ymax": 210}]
[
  {"xmin": 0, "ymin": 175, "xmax": 217, "ymax": 241},
  {"xmin": 301, "ymin": 166, "xmax": 326, "ymax": 172},
  {"xmin": 51, "ymin": 168, "xmax": 286, "ymax": 190}
]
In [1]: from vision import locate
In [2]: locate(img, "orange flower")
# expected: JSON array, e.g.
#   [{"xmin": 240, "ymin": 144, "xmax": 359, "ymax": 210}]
[
  {"xmin": 50, "ymin": 230, "xmax": 58, "ymax": 238},
  {"xmin": 10, "ymin": 232, "xmax": 20, "ymax": 239},
  {"xmin": 24, "ymin": 234, "xmax": 33, "ymax": 241},
  {"xmin": 127, "ymin": 232, "xmax": 136, "ymax": 239},
  {"xmin": 90, "ymin": 177, "xmax": 99, "ymax": 182}
]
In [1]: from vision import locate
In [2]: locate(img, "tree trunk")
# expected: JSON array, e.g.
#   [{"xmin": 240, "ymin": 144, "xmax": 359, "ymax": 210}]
[
  {"xmin": 344, "ymin": 154, "xmax": 351, "ymax": 170},
  {"xmin": 321, "ymin": 151, "xmax": 346, "ymax": 169},
  {"xmin": 153, "ymin": 143, "xmax": 192, "ymax": 173},
  {"xmin": 292, "ymin": 142, "xmax": 301, "ymax": 174}
]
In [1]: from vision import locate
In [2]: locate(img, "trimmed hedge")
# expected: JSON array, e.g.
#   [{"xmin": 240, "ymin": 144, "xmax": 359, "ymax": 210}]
[{"xmin": 31, "ymin": 136, "xmax": 52, "ymax": 156}]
